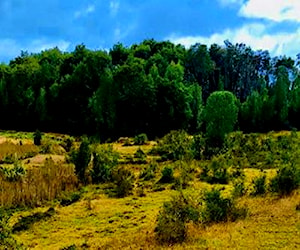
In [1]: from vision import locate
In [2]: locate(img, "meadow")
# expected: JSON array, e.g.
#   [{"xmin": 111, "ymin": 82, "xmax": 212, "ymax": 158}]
[{"xmin": 0, "ymin": 130, "xmax": 299, "ymax": 249}]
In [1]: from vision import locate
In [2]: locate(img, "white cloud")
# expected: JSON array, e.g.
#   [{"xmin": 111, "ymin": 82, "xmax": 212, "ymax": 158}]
[
  {"xmin": 167, "ymin": 23, "xmax": 300, "ymax": 57},
  {"xmin": 239, "ymin": 0, "xmax": 300, "ymax": 22},
  {"xmin": 74, "ymin": 4, "xmax": 95, "ymax": 19},
  {"xmin": 110, "ymin": 0, "xmax": 120, "ymax": 17},
  {"xmin": 28, "ymin": 39, "xmax": 71, "ymax": 53},
  {"xmin": 0, "ymin": 38, "xmax": 70, "ymax": 61},
  {"xmin": 218, "ymin": 0, "xmax": 244, "ymax": 7}
]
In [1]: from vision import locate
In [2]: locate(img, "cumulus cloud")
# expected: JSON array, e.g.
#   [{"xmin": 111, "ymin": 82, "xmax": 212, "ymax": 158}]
[
  {"xmin": 167, "ymin": 23, "xmax": 300, "ymax": 57},
  {"xmin": 239, "ymin": 0, "xmax": 300, "ymax": 22}
]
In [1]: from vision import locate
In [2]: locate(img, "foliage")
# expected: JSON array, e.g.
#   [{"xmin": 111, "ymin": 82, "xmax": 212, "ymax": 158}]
[
  {"xmin": 0, "ymin": 210, "xmax": 21, "ymax": 249},
  {"xmin": 204, "ymin": 91, "xmax": 238, "ymax": 146},
  {"xmin": 251, "ymin": 174, "xmax": 267, "ymax": 196},
  {"xmin": 33, "ymin": 129, "xmax": 42, "ymax": 146},
  {"xmin": 269, "ymin": 164, "xmax": 300, "ymax": 196},
  {"xmin": 90, "ymin": 144, "xmax": 119, "ymax": 183},
  {"xmin": 70, "ymin": 137, "xmax": 91, "ymax": 183},
  {"xmin": 201, "ymin": 189, "xmax": 247, "ymax": 224},
  {"xmin": 159, "ymin": 166, "xmax": 174, "ymax": 183},
  {"xmin": 60, "ymin": 192, "xmax": 81, "ymax": 206},
  {"xmin": 232, "ymin": 178, "xmax": 246, "ymax": 198},
  {"xmin": 200, "ymin": 155, "xmax": 230, "ymax": 184},
  {"xmin": 155, "ymin": 194, "xmax": 199, "ymax": 244},
  {"xmin": 139, "ymin": 161, "xmax": 157, "ymax": 181},
  {"xmin": 133, "ymin": 148, "xmax": 147, "ymax": 164},
  {"xmin": 0, "ymin": 161, "xmax": 26, "ymax": 182},
  {"xmin": 133, "ymin": 133, "xmax": 148, "ymax": 145},
  {"xmin": 153, "ymin": 130, "xmax": 193, "ymax": 161},
  {"xmin": 111, "ymin": 167, "xmax": 134, "ymax": 198}
]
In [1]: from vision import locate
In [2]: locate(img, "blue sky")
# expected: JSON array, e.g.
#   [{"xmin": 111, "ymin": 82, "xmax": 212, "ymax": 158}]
[{"xmin": 1, "ymin": 0, "xmax": 300, "ymax": 62}]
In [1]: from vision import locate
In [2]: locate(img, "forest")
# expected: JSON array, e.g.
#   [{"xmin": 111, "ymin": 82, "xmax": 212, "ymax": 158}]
[{"xmin": 1, "ymin": 39, "xmax": 299, "ymax": 139}]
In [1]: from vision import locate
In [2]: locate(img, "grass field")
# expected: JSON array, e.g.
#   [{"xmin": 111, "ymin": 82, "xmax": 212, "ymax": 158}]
[{"xmin": 0, "ymin": 131, "xmax": 299, "ymax": 249}]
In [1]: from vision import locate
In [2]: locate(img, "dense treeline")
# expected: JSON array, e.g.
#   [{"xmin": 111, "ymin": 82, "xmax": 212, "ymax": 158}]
[{"xmin": 0, "ymin": 39, "xmax": 299, "ymax": 139}]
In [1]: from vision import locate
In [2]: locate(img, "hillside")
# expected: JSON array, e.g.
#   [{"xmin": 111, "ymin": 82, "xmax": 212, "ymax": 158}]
[{"xmin": 0, "ymin": 130, "xmax": 299, "ymax": 249}]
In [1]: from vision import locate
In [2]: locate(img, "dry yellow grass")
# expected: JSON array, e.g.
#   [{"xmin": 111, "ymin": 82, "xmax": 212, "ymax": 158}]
[
  {"xmin": 12, "ymin": 188, "xmax": 300, "ymax": 249},
  {"xmin": 0, "ymin": 159, "xmax": 77, "ymax": 207}
]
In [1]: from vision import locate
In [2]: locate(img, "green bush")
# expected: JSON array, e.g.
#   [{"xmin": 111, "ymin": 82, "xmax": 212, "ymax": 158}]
[
  {"xmin": 251, "ymin": 174, "xmax": 267, "ymax": 196},
  {"xmin": 159, "ymin": 166, "xmax": 174, "ymax": 183},
  {"xmin": 153, "ymin": 130, "xmax": 193, "ymax": 161},
  {"xmin": 0, "ymin": 210, "xmax": 21, "ymax": 249},
  {"xmin": 192, "ymin": 134, "xmax": 206, "ymax": 160},
  {"xmin": 61, "ymin": 138, "xmax": 74, "ymax": 152},
  {"xmin": 70, "ymin": 137, "xmax": 91, "ymax": 184},
  {"xmin": 91, "ymin": 145, "xmax": 119, "ymax": 184},
  {"xmin": 232, "ymin": 178, "xmax": 246, "ymax": 198},
  {"xmin": 139, "ymin": 161, "xmax": 157, "ymax": 181},
  {"xmin": 134, "ymin": 133, "xmax": 148, "ymax": 145},
  {"xmin": 269, "ymin": 164, "xmax": 300, "ymax": 196},
  {"xmin": 202, "ymin": 189, "xmax": 247, "ymax": 224},
  {"xmin": 155, "ymin": 194, "xmax": 199, "ymax": 244},
  {"xmin": 200, "ymin": 155, "xmax": 230, "ymax": 184},
  {"xmin": 112, "ymin": 167, "xmax": 134, "ymax": 198},
  {"xmin": 33, "ymin": 129, "xmax": 42, "ymax": 146}
]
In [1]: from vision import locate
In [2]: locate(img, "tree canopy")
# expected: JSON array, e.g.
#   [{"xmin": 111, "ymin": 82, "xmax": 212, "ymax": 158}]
[{"xmin": 0, "ymin": 39, "xmax": 299, "ymax": 139}]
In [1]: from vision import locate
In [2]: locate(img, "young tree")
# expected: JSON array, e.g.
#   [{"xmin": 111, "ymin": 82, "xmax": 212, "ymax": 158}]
[
  {"xmin": 204, "ymin": 91, "xmax": 238, "ymax": 146},
  {"xmin": 71, "ymin": 137, "xmax": 91, "ymax": 184}
]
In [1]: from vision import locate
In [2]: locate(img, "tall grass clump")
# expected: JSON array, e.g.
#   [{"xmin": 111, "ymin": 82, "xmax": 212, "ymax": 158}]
[{"xmin": 0, "ymin": 158, "xmax": 77, "ymax": 208}]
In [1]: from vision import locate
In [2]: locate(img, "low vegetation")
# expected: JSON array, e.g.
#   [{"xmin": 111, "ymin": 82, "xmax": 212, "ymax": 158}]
[{"xmin": 0, "ymin": 130, "xmax": 299, "ymax": 249}]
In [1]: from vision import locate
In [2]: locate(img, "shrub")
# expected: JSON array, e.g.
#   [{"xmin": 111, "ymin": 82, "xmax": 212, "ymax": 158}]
[
  {"xmin": 91, "ymin": 145, "xmax": 119, "ymax": 184},
  {"xmin": 200, "ymin": 155, "xmax": 230, "ymax": 184},
  {"xmin": 232, "ymin": 178, "xmax": 246, "ymax": 198},
  {"xmin": 12, "ymin": 207, "xmax": 55, "ymax": 233},
  {"xmin": 269, "ymin": 164, "xmax": 300, "ymax": 196},
  {"xmin": 0, "ymin": 210, "xmax": 21, "ymax": 249},
  {"xmin": 153, "ymin": 130, "xmax": 193, "ymax": 161},
  {"xmin": 251, "ymin": 174, "xmax": 267, "ymax": 196},
  {"xmin": 155, "ymin": 194, "xmax": 199, "ymax": 244},
  {"xmin": 112, "ymin": 167, "xmax": 134, "ymax": 198},
  {"xmin": 159, "ymin": 166, "xmax": 174, "ymax": 183},
  {"xmin": 134, "ymin": 148, "xmax": 147, "ymax": 164},
  {"xmin": 60, "ymin": 192, "xmax": 81, "ymax": 206},
  {"xmin": 33, "ymin": 129, "xmax": 42, "ymax": 146},
  {"xmin": 201, "ymin": 189, "xmax": 247, "ymax": 224},
  {"xmin": 61, "ymin": 138, "xmax": 74, "ymax": 152},
  {"xmin": 0, "ymin": 161, "xmax": 26, "ymax": 182},
  {"xmin": 192, "ymin": 134, "xmax": 206, "ymax": 160},
  {"xmin": 70, "ymin": 137, "xmax": 91, "ymax": 184},
  {"xmin": 139, "ymin": 161, "xmax": 157, "ymax": 181},
  {"xmin": 134, "ymin": 133, "xmax": 148, "ymax": 145}
]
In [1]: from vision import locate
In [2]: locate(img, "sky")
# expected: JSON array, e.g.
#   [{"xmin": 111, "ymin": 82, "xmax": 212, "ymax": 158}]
[{"xmin": 1, "ymin": 0, "xmax": 300, "ymax": 62}]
